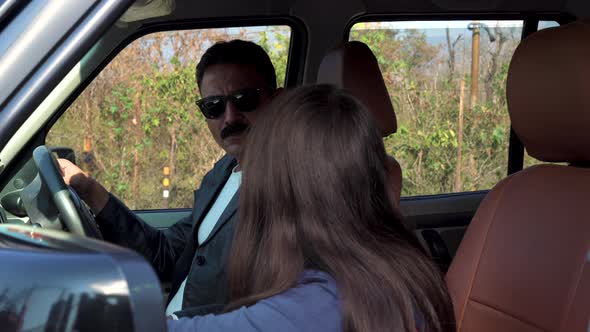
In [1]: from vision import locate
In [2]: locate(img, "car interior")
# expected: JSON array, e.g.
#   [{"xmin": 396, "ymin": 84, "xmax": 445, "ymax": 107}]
[
  {"xmin": 317, "ymin": 40, "xmax": 404, "ymax": 205},
  {"xmin": 0, "ymin": 0, "xmax": 588, "ymax": 330}
]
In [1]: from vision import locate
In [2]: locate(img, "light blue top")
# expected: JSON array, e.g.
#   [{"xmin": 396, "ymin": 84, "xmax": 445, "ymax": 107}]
[{"xmin": 166, "ymin": 270, "xmax": 341, "ymax": 332}]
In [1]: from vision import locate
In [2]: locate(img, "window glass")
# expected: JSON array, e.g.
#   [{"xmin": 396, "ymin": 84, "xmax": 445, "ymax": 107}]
[
  {"xmin": 46, "ymin": 26, "xmax": 291, "ymax": 209},
  {"xmin": 350, "ymin": 20, "xmax": 523, "ymax": 195},
  {"xmin": 538, "ymin": 20, "xmax": 560, "ymax": 31}
]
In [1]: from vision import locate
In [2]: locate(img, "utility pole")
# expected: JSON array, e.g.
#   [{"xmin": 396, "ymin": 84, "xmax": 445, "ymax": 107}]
[
  {"xmin": 457, "ymin": 23, "xmax": 496, "ymax": 191},
  {"xmin": 468, "ymin": 22, "xmax": 496, "ymax": 110}
]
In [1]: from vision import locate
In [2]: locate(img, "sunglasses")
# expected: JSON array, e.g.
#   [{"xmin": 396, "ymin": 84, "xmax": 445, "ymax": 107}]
[{"xmin": 195, "ymin": 87, "xmax": 269, "ymax": 119}]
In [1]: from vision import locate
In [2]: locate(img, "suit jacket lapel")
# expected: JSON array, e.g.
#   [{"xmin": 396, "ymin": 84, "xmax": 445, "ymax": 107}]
[
  {"xmin": 190, "ymin": 182, "xmax": 223, "ymax": 231},
  {"xmin": 199, "ymin": 191, "xmax": 239, "ymax": 246}
]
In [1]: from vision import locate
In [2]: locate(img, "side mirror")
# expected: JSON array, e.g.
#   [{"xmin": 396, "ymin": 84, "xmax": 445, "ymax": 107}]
[
  {"xmin": 0, "ymin": 225, "xmax": 167, "ymax": 332},
  {"xmin": 49, "ymin": 146, "xmax": 76, "ymax": 165}
]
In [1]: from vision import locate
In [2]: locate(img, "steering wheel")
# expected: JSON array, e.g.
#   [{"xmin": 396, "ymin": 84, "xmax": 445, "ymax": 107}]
[{"xmin": 32, "ymin": 145, "xmax": 103, "ymax": 239}]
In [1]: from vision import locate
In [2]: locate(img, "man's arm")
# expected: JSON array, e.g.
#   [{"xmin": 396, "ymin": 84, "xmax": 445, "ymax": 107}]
[
  {"xmin": 58, "ymin": 159, "xmax": 192, "ymax": 279},
  {"xmin": 96, "ymin": 194, "xmax": 193, "ymax": 279},
  {"xmin": 59, "ymin": 159, "xmax": 109, "ymax": 213}
]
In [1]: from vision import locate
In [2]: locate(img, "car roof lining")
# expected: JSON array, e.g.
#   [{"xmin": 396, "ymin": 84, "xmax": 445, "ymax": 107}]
[{"xmin": 130, "ymin": 0, "xmax": 585, "ymax": 24}]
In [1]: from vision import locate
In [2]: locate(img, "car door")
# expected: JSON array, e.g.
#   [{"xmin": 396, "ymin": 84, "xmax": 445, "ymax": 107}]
[{"xmin": 0, "ymin": 0, "xmax": 133, "ymax": 222}]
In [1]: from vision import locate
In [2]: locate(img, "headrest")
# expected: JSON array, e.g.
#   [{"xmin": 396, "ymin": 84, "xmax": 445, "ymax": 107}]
[
  {"xmin": 507, "ymin": 20, "xmax": 590, "ymax": 163},
  {"xmin": 317, "ymin": 41, "xmax": 397, "ymax": 136}
]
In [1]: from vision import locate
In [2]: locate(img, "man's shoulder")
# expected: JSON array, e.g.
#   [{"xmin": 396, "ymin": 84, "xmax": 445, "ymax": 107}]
[
  {"xmin": 213, "ymin": 154, "xmax": 237, "ymax": 171},
  {"xmin": 200, "ymin": 155, "xmax": 237, "ymax": 184}
]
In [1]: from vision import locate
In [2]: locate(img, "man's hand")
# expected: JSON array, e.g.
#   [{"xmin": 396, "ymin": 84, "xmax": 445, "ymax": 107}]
[
  {"xmin": 57, "ymin": 159, "xmax": 110, "ymax": 213},
  {"xmin": 58, "ymin": 158, "xmax": 90, "ymax": 193}
]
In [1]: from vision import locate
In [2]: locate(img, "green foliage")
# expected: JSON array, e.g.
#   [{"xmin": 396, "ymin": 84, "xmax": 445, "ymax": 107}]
[
  {"xmin": 47, "ymin": 25, "xmax": 519, "ymax": 209},
  {"xmin": 351, "ymin": 26, "xmax": 514, "ymax": 195},
  {"xmin": 258, "ymin": 27, "xmax": 290, "ymax": 87}
]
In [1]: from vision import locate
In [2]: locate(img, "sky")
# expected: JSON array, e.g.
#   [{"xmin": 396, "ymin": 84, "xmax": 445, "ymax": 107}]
[
  {"xmin": 354, "ymin": 20, "xmax": 523, "ymax": 30},
  {"xmin": 351, "ymin": 20, "xmax": 559, "ymax": 49},
  {"xmin": 352, "ymin": 20, "xmax": 558, "ymax": 30}
]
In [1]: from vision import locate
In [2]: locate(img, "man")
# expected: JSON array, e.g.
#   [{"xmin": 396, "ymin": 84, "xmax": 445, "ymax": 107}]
[{"xmin": 59, "ymin": 40, "xmax": 280, "ymax": 317}]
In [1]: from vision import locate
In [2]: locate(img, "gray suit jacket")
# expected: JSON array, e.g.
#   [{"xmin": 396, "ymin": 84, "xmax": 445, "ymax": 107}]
[{"xmin": 97, "ymin": 155, "xmax": 238, "ymax": 317}]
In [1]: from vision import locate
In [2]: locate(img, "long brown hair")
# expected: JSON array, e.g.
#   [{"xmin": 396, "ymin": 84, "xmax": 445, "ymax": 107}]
[{"xmin": 227, "ymin": 85, "xmax": 455, "ymax": 332}]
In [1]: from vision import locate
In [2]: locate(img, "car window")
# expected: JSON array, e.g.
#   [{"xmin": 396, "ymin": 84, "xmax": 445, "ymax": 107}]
[
  {"xmin": 45, "ymin": 26, "xmax": 292, "ymax": 210},
  {"xmin": 349, "ymin": 20, "xmax": 524, "ymax": 196},
  {"xmin": 538, "ymin": 20, "xmax": 560, "ymax": 31}
]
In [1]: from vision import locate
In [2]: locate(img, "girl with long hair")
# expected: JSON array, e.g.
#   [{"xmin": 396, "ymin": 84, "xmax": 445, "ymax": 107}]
[{"xmin": 168, "ymin": 85, "xmax": 455, "ymax": 332}]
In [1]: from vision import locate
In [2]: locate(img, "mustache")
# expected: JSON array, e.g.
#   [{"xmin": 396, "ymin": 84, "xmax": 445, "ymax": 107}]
[{"xmin": 220, "ymin": 122, "xmax": 249, "ymax": 139}]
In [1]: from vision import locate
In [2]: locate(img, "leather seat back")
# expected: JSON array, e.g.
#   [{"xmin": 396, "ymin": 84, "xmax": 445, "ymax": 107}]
[
  {"xmin": 446, "ymin": 20, "xmax": 590, "ymax": 332},
  {"xmin": 317, "ymin": 41, "xmax": 402, "ymax": 204}
]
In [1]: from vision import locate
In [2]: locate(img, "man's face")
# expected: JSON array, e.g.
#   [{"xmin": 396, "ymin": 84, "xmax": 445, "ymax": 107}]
[{"xmin": 199, "ymin": 63, "xmax": 273, "ymax": 160}]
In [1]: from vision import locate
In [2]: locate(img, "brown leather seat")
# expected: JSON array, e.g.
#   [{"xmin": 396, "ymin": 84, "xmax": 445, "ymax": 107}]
[
  {"xmin": 446, "ymin": 20, "xmax": 590, "ymax": 332},
  {"xmin": 317, "ymin": 41, "xmax": 402, "ymax": 205}
]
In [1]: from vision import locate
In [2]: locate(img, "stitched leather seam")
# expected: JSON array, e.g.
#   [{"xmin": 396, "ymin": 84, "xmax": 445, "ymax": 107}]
[
  {"xmin": 469, "ymin": 298, "xmax": 549, "ymax": 332},
  {"xmin": 459, "ymin": 175, "xmax": 512, "ymax": 330},
  {"xmin": 558, "ymin": 247, "xmax": 590, "ymax": 331}
]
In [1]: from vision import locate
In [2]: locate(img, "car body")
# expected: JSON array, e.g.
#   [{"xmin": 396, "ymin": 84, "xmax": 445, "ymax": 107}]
[{"xmin": 0, "ymin": 0, "xmax": 588, "ymax": 331}]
